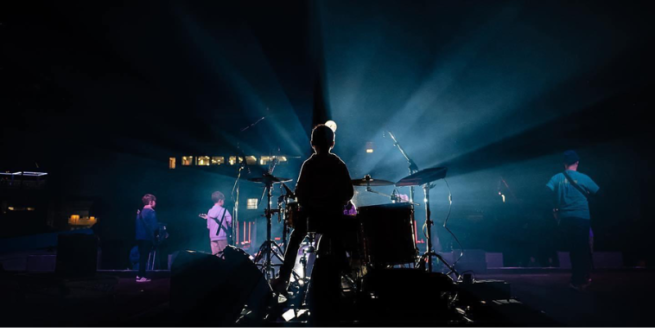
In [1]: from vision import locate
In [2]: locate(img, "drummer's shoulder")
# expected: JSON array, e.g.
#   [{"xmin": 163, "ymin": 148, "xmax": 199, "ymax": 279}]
[{"xmin": 329, "ymin": 153, "xmax": 348, "ymax": 165}]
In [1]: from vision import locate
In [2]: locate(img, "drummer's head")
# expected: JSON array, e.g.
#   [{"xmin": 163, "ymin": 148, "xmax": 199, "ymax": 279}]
[{"xmin": 311, "ymin": 124, "xmax": 335, "ymax": 154}]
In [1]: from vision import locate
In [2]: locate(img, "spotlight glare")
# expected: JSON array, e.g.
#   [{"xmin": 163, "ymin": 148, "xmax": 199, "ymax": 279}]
[{"xmin": 325, "ymin": 120, "xmax": 337, "ymax": 132}]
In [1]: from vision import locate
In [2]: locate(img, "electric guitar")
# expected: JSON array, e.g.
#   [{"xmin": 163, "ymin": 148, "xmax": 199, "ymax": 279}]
[{"xmin": 199, "ymin": 213, "xmax": 234, "ymax": 245}]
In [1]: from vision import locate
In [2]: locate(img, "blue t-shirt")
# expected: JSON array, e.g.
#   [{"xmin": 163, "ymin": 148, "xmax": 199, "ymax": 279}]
[
  {"xmin": 546, "ymin": 170, "xmax": 599, "ymax": 220},
  {"xmin": 136, "ymin": 208, "xmax": 158, "ymax": 241}
]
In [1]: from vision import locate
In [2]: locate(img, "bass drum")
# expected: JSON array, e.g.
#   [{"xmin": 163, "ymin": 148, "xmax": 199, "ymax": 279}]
[{"xmin": 357, "ymin": 203, "xmax": 417, "ymax": 267}]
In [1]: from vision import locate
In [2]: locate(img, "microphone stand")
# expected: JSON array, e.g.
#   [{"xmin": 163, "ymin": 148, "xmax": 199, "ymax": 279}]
[
  {"xmin": 387, "ymin": 131, "xmax": 443, "ymax": 273},
  {"xmin": 233, "ymin": 110, "xmax": 271, "ymax": 249},
  {"xmin": 387, "ymin": 132, "xmax": 420, "ymax": 203},
  {"xmin": 230, "ymin": 144, "xmax": 250, "ymax": 248}
]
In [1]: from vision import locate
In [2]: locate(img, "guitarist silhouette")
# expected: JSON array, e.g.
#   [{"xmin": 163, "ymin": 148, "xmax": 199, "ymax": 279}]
[{"xmin": 200, "ymin": 191, "xmax": 233, "ymax": 255}]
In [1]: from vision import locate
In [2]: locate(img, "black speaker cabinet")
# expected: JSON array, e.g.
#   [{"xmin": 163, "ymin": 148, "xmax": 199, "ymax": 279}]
[{"xmin": 170, "ymin": 246, "xmax": 272, "ymax": 326}]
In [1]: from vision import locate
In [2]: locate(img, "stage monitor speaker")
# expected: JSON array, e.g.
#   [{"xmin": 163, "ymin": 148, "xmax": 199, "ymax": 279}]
[
  {"xmin": 361, "ymin": 269, "xmax": 454, "ymax": 310},
  {"xmin": 55, "ymin": 233, "xmax": 98, "ymax": 277},
  {"xmin": 170, "ymin": 246, "xmax": 272, "ymax": 326}
]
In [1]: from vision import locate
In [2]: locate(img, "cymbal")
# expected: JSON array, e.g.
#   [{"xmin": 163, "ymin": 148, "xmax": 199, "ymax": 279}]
[
  {"xmin": 396, "ymin": 167, "xmax": 447, "ymax": 186},
  {"xmin": 352, "ymin": 175, "xmax": 395, "ymax": 186},
  {"xmin": 248, "ymin": 174, "xmax": 292, "ymax": 184}
]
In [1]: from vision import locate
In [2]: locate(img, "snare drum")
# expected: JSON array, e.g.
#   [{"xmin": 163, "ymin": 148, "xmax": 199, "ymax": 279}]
[{"xmin": 357, "ymin": 203, "xmax": 417, "ymax": 266}]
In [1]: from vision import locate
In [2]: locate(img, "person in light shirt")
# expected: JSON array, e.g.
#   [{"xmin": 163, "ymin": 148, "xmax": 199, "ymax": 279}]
[
  {"xmin": 201, "ymin": 191, "xmax": 232, "ymax": 255},
  {"xmin": 546, "ymin": 150, "xmax": 599, "ymax": 291}
]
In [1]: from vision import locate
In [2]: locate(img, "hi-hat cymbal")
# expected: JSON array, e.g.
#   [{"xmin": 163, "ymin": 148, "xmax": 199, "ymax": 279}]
[
  {"xmin": 396, "ymin": 167, "xmax": 447, "ymax": 186},
  {"xmin": 352, "ymin": 174, "xmax": 394, "ymax": 186}
]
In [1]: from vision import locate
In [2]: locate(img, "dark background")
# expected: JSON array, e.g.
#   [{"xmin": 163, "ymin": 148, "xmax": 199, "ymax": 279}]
[{"xmin": 1, "ymin": 0, "xmax": 653, "ymax": 268}]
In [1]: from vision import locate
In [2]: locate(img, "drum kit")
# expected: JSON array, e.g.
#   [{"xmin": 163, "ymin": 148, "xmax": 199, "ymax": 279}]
[
  {"xmin": 245, "ymin": 164, "xmax": 451, "ymax": 286},
  {"xmin": 237, "ymin": 129, "xmax": 456, "ymax": 307}
]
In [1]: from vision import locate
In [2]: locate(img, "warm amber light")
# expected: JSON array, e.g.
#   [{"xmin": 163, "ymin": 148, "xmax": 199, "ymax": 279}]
[{"xmin": 197, "ymin": 156, "xmax": 210, "ymax": 166}]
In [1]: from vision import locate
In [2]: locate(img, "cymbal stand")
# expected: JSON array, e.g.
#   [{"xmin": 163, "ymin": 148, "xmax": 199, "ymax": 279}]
[
  {"xmin": 417, "ymin": 183, "xmax": 456, "ymax": 274},
  {"xmin": 253, "ymin": 180, "xmax": 286, "ymax": 280},
  {"xmin": 387, "ymin": 132, "xmax": 450, "ymax": 272}
]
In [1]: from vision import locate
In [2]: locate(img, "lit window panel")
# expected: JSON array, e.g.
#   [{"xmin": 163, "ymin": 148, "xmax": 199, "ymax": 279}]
[
  {"xmin": 169, "ymin": 157, "xmax": 176, "ymax": 169},
  {"xmin": 247, "ymin": 198, "xmax": 258, "ymax": 209},
  {"xmin": 211, "ymin": 156, "xmax": 225, "ymax": 165},
  {"xmin": 196, "ymin": 156, "xmax": 210, "ymax": 166},
  {"xmin": 229, "ymin": 156, "xmax": 243, "ymax": 166},
  {"xmin": 182, "ymin": 156, "xmax": 194, "ymax": 166}
]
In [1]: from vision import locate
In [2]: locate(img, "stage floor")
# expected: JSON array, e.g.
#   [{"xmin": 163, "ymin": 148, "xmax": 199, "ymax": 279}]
[
  {"xmin": 1, "ymin": 269, "xmax": 654, "ymax": 326},
  {"xmin": 478, "ymin": 270, "xmax": 655, "ymax": 327}
]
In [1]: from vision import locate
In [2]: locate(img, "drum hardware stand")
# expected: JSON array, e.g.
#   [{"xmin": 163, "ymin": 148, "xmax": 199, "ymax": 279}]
[
  {"xmin": 278, "ymin": 194, "xmax": 289, "ymax": 252},
  {"xmin": 416, "ymin": 183, "xmax": 456, "ymax": 274},
  {"xmin": 252, "ymin": 176, "xmax": 286, "ymax": 280},
  {"xmin": 277, "ymin": 181, "xmax": 296, "ymax": 253},
  {"xmin": 395, "ymin": 166, "xmax": 456, "ymax": 275},
  {"xmin": 394, "ymin": 158, "xmax": 454, "ymax": 276},
  {"xmin": 292, "ymin": 233, "xmax": 316, "ymax": 295},
  {"xmin": 280, "ymin": 232, "xmax": 315, "ymax": 308}
]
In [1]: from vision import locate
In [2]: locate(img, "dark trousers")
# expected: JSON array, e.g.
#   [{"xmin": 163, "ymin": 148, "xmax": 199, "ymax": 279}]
[
  {"xmin": 279, "ymin": 213, "xmax": 348, "ymax": 325},
  {"xmin": 560, "ymin": 218, "xmax": 592, "ymax": 285},
  {"xmin": 278, "ymin": 225, "xmax": 306, "ymax": 281},
  {"xmin": 137, "ymin": 240, "xmax": 153, "ymax": 278},
  {"xmin": 307, "ymin": 233, "xmax": 348, "ymax": 326},
  {"xmin": 278, "ymin": 211, "xmax": 339, "ymax": 282}
]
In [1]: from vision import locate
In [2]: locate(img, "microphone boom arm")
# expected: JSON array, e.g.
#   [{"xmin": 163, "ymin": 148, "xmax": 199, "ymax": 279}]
[{"xmin": 388, "ymin": 131, "xmax": 419, "ymax": 174}]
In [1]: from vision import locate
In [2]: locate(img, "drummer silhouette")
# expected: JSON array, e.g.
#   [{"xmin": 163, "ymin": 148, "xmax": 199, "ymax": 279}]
[{"xmin": 271, "ymin": 124, "xmax": 354, "ymax": 324}]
